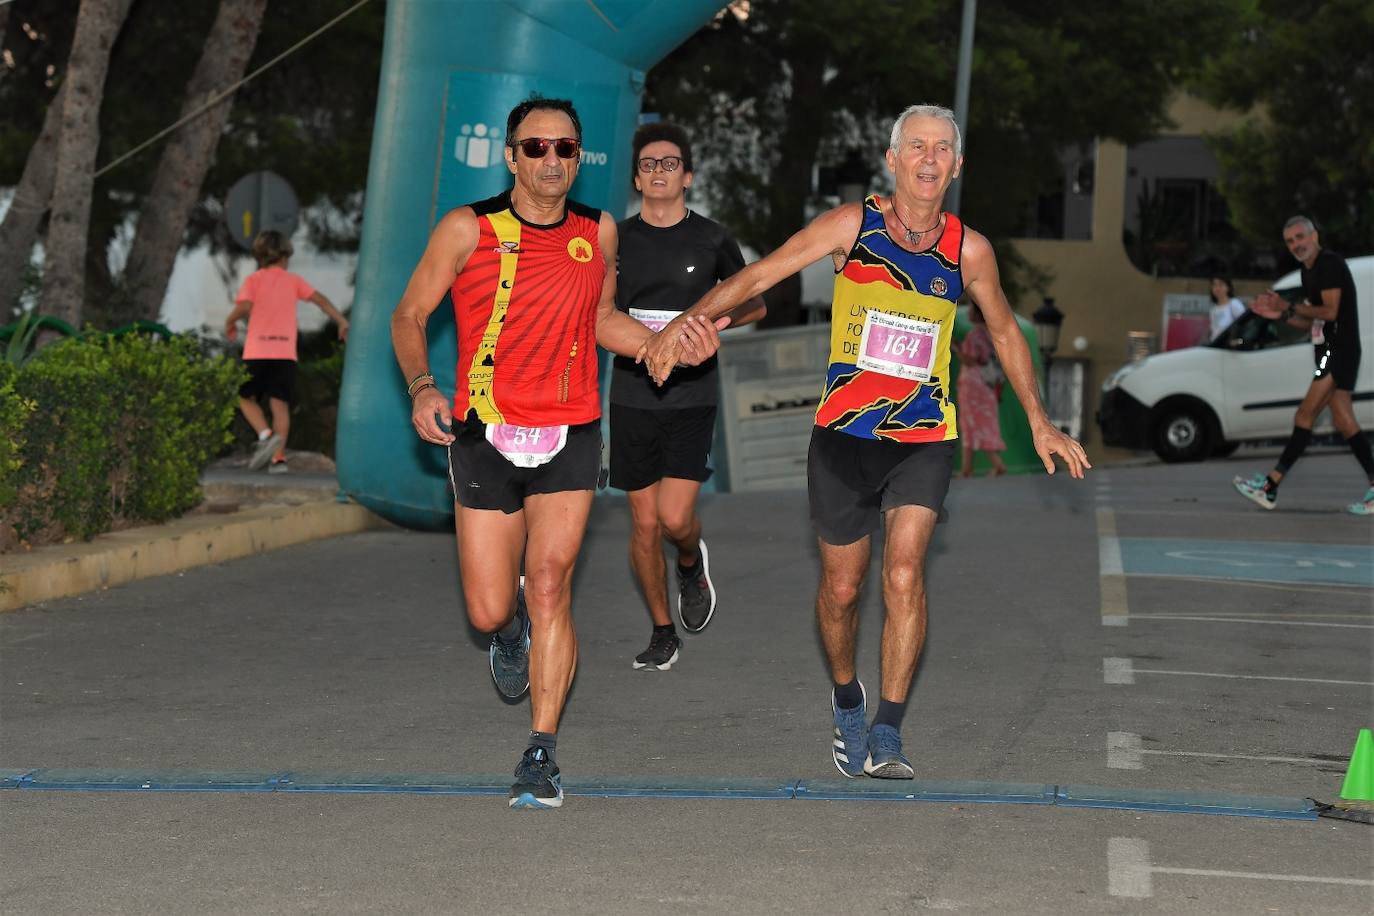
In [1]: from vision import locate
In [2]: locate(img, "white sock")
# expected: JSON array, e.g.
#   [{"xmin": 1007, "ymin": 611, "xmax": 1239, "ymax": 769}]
[{"xmin": 258, "ymin": 428, "xmax": 272, "ymax": 441}]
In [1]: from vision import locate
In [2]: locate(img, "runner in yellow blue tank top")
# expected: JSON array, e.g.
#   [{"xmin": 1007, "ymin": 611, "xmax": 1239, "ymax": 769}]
[{"xmin": 639, "ymin": 104, "xmax": 1090, "ymax": 779}]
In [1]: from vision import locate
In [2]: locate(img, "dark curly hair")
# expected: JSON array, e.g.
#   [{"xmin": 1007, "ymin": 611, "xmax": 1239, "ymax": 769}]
[{"xmin": 630, "ymin": 121, "xmax": 693, "ymax": 179}]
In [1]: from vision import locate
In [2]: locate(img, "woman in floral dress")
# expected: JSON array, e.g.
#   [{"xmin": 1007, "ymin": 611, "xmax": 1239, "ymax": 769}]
[{"xmin": 955, "ymin": 304, "xmax": 1007, "ymax": 477}]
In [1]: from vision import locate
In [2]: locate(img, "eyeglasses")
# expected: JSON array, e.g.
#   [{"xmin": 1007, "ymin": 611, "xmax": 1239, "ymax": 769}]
[
  {"xmin": 637, "ymin": 156, "xmax": 683, "ymax": 173},
  {"xmin": 511, "ymin": 136, "xmax": 581, "ymax": 159}
]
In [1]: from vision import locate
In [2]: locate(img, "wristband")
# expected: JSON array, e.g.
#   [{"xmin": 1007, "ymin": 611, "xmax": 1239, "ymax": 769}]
[
  {"xmin": 406, "ymin": 372, "xmax": 435, "ymax": 396},
  {"xmin": 410, "ymin": 381, "xmax": 437, "ymax": 399}
]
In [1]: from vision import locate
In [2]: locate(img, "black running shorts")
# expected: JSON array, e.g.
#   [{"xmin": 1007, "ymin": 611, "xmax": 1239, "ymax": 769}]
[
  {"xmin": 447, "ymin": 418, "xmax": 602, "ymax": 514},
  {"xmin": 239, "ymin": 359, "xmax": 296, "ymax": 403},
  {"xmin": 807, "ymin": 424, "xmax": 955, "ymax": 546},
  {"xmin": 608, "ymin": 403, "xmax": 717, "ymax": 492},
  {"xmin": 1314, "ymin": 345, "xmax": 1361, "ymax": 391}
]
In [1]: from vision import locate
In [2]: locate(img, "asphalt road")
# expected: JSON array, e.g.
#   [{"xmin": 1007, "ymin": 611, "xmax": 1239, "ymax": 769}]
[{"xmin": 3, "ymin": 454, "xmax": 1371, "ymax": 914}]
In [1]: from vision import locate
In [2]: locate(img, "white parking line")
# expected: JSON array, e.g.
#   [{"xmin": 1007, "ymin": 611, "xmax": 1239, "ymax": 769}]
[
  {"xmin": 1103, "ymin": 657, "xmax": 1373, "ymax": 687},
  {"xmin": 1108, "ymin": 837, "xmax": 1374, "ymax": 899},
  {"xmin": 1106, "ymin": 732, "xmax": 1337, "ymax": 770},
  {"xmin": 1107, "ymin": 837, "xmax": 1153, "ymax": 898},
  {"xmin": 1126, "ymin": 614, "xmax": 1373, "ymax": 630},
  {"xmin": 1097, "ymin": 507, "xmax": 1128, "ymax": 626}
]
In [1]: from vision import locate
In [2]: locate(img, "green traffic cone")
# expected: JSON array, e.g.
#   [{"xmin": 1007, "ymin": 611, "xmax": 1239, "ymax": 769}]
[{"xmin": 1339, "ymin": 728, "xmax": 1374, "ymax": 801}]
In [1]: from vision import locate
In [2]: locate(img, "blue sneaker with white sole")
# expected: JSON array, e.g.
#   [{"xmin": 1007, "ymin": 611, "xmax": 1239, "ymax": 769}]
[
  {"xmin": 864, "ymin": 723, "xmax": 914, "ymax": 779},
  {"xmin": 509, "ymin": 746, "xmax": 562, "ymax": 809},
  {"xmin": 489, "ymin": 581, "xmax": 530, "ymax": 699},
  {"xmin": 1232, "ymin": 475, "xmax": 1276, "ymax": 510},
  {"xmin": 1347, "ymin": 487, "xmax": 1374, "ymax": 516},
  {"xmin": 830, "ymin": 682, "xmax": 868, "ymax": 778}
]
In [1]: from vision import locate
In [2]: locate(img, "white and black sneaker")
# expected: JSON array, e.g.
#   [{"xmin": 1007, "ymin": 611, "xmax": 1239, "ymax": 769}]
[
  {"xmin": 249, "ymin": 432, "xmax": 283, "ymax": 471},
  {"xmin": 632, "ymin": 629, "xmax": 682, "ymax": 671},
  {"xmin": 677, "ymin": 539, "xmax": 717, "ymax": 633}
]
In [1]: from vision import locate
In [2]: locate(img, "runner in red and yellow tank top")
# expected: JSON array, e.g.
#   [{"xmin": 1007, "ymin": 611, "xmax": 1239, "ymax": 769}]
[
  {"xmin": 390, "ymin": 99, "xmax": 725, "ymax": 812},
  {"xmin": 451, "ymin": 190, "xmax": 604, "ymax": 427}
]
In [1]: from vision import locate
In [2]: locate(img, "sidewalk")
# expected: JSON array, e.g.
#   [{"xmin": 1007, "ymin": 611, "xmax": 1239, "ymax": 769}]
[{"xmin": 0, "ymin": 463, "xmax": 388, "ymax": 613}]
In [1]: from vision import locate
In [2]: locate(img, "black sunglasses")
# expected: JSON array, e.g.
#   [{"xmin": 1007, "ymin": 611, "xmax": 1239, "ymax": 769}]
[
  {"xmin": 511, "ymin": 136, "xmax": 581, "ymax": 159},
  {"xmin": 637, "ymin": 155, "xmax": 683, "ymax": 173}
]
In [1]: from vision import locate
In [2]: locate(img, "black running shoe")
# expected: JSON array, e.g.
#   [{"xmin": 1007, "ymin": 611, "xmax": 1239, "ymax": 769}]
[
  {"xmin": 509, "ymin": 746, "xmax": 562, "ymax": 809},
  {"xmin": 632, "ymin": 629, "xmax": 682, "ymax": 671},
  {"xmin": 677, "ymin": 539, "xmax": 717, "ymax": 633},
  {"xmin": 489, "ymin": 581, "xmax": 529, "ymax": 699}
]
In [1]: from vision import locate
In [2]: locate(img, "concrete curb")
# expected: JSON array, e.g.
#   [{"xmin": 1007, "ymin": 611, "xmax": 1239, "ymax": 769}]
[{"xmin": 0, "ymin": 501, "xmax": 390, "ymax": 613}]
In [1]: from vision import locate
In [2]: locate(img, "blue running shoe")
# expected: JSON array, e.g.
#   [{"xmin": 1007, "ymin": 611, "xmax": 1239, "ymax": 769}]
[
  {"xmin": 830, "ymin": 681, "xmax": 868, "ymax": 778},
  {"xmin": 1232, "ymin": 476, "xmax": 1276, "ymax": 510},
  {"xmin": 509, "ymin": 746, "xmax": 562, "ymax": 809},
  {"xmin": 864, "ymin": 723, "xmax": 914, "ymax": 779},
  {"xmin": 489, "ymin": 580, "xmax": 530, "ymax": 699},
  {"xmin": 1347, "ymin": 487, "xmax": 1374, "ymax": 516}
]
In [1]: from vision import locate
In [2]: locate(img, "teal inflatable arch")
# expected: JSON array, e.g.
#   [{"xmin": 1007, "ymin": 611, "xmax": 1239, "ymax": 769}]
[{"xmin": 336, "ymin": 0, "xmax": 725, "ymax": 529}]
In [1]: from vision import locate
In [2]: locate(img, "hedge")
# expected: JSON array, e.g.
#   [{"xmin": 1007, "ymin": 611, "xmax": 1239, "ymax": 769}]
[{"xmin": 0, "ymin": 333, "xmax": 243, "ymax": 548}]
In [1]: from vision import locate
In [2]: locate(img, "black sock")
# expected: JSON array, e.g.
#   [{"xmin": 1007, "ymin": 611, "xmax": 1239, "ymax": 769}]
[
  {"xmin": 677, "ymin": 556, "xmax": 700, "ymax": 577},
  {"xmin": 1346, "ymin": 432, "xmax": 1374, "ymax": 480},
  {"xmin": 528, "ymin": 730, "xmax": 556, "ymax": 761},
  {"xmin": 653, "ymin": 622, "xmax": 677, "ymax": 637},
  {"xmin": 874, "ymin": 698, "xmax": 907, "ymax": 730},
  {"xmin": 833, "ymin": 678, "xmax": 863, "ymax": 710},
  {"xmin": 496, "ymin": 613, "xmax": 522, "ymax": 642},
  {"xmin": 1276, "ymin": 426, "xmax": 1312, "ymax": 475}
]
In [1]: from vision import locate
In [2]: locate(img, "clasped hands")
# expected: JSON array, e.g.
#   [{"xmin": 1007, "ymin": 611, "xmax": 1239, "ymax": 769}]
[{"xmin": 635, "ymin": 313, "xmax": 733, "ymax": 385}]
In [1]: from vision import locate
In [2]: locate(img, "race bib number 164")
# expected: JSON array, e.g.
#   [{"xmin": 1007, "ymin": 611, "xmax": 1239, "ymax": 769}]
[{"xmin": 855, "ymin": 311, "xmax": 940, "ymax": 382}]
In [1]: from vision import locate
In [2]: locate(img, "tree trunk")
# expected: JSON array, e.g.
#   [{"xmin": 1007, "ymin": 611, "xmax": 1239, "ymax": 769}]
[
  {"xmin": 39, "ymin": 0, "xmax": 135, "ymax": 329},
  {"xmin": 121, "ymin": 0, "xmax": 268, "ymax": 322},
  {"xmin": 0, "ymin": 83, "xmax": 65, "ymax": 315}
]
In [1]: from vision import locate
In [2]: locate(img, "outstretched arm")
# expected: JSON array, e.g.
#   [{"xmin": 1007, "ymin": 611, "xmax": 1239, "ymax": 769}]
[
  {"xmin": 593, "ymin": 213, "xmax": 653, "ymax": 359},
  {"xmin": 224, "ymin": 299, "xmax": 251, "ymax": 340},
  {"xmin": 308, "ymin": 291, "xmax": 350, "ymax": 341},
  {"xmin": 639, "ymin": 202, "xmax": 864, "ymax": 383},
  {"xmin": 962, "ymin": 230, "xmax": 1090, "ymax": 478},
  {"xmin": 390, "ymin": 207, "xmax": 479, "ymax": 446}
]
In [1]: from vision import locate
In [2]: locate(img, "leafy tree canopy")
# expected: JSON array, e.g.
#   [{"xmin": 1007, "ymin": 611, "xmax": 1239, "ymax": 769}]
[
  {"xmin": 1191, "ymin": 0, "xmax": 1373, "ymax": 254},
  {"xmin": 645, "ymin": 0, "xmax": 1245, "ymax": 303}
]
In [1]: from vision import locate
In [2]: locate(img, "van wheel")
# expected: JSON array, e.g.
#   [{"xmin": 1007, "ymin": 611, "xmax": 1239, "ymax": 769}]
[{"xmin": 1152, "ymin": 402, "xmax": 1214, "ymax": 463}]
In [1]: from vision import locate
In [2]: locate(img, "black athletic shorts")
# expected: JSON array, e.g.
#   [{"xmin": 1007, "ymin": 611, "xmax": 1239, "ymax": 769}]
[
  {"xmin": 608, "ymin": 403, "xmax": 716, "ymax": 492},
  {"xmin": 239, "ymin": 359, "xmax": 296, "ymax": 403},
  {"xmin": 447, "ymin": 417, "xmax": 601, "ymax": 514},
  {"xmin": 808, "ymin": 424, "xmax": 955, "ymax": 546},
  {"xmin": 1314, "ymin": 345, "xmax": 1361, "ymax": 391}
]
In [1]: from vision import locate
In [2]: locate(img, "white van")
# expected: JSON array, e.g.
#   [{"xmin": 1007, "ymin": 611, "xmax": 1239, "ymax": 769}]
[{"xmin": 1097, "ymin": 255, "xmax": 1373, "ymax": 462}]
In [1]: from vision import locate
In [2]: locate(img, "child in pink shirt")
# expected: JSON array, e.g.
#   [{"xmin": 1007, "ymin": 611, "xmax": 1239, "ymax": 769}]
[{"xmin": 224, "ymin": 231, "xmax": 349, "ymax": 473}]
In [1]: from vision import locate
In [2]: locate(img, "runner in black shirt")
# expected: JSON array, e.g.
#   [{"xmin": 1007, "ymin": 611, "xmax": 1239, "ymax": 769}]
[
  {"xmin": 612, "ymin": 122, "xmax": 766, "ymax": 669},
  {"xmin": 1233, "ymin": 216, "xmax": 1373, "ymax": 514}
]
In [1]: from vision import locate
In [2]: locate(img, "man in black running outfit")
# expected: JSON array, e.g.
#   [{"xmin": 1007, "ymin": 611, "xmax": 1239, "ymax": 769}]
[
  {"xmin": 611, "ymin": 122, "xmax": 766, "ymax": 670},
  {"xmin": 1233, "ymin": 215, "xmax": 1373, "ymax": 514}
]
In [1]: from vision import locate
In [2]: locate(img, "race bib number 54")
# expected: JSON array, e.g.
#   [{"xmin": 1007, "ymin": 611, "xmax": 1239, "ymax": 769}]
[
  {"xmin": 856, "ymin": 311, "xmax": 940, "ymax": 382},
  {"xmin": 485, "ymin": 424, "xmax": 568, "ymax": 468}
]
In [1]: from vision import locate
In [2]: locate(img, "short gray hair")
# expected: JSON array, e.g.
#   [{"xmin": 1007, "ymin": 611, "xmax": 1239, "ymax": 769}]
[
  {"xmin": 1283, "ymin": 215, "xmax": 1315, "ymax": 233},
  {"xmin": 889, "ymin": 104, "xmax": 962, "ymax": 158}
]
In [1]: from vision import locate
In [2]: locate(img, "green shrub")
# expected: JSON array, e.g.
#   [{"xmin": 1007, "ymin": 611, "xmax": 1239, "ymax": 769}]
[
  {"xmin": 0, "ymin": 362, "xmax": 36, "ymax": 511},
  {"xmin": 4, "ymin": 333, "xmax": 244, "ymax": 545}
]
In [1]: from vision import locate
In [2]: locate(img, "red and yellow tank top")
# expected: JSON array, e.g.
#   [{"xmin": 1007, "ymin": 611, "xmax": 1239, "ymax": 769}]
[
  {"xmin": 815, "ymin": 195, "xmax": 964, "ymax": 442},
  {"xmin": 451, "ymin": 192, "xmax": 604, "ymax": 426}
]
